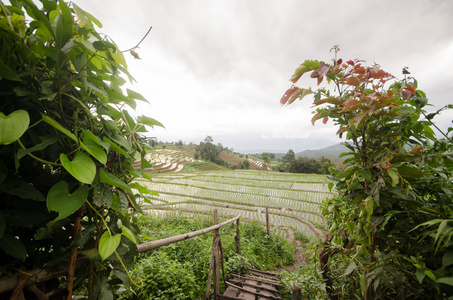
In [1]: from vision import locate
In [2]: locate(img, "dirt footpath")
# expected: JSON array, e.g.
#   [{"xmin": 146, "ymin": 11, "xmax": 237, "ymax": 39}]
[{"xmin": 279, "ymin": 226, "xmax": 309, "ymax": 272}]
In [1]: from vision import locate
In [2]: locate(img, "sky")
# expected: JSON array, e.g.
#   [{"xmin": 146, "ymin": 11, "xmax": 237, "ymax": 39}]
[{"xmin": 71, "ymin": 0, "xmax": 453, "ymax": 153}]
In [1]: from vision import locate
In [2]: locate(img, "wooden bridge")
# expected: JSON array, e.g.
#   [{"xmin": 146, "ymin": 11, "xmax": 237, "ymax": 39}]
[{"xmin": 220, "ymin": 268, "xmax": 282, "ymax": 300}]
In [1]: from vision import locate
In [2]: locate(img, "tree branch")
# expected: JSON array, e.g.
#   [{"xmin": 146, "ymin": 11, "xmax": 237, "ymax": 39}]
[{"xmin": 122, "ymin": 26, "xmax": 152, "ymax": 53}]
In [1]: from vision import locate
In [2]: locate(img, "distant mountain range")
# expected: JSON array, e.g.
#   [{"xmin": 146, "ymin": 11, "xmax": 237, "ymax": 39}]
[
  {"xmin": 296, "ymin": 143, "xmax": 349, "ymax": 161},
  {"xmin": 251, "ymin": 143, "xmax": 351, "ymax": 164}
]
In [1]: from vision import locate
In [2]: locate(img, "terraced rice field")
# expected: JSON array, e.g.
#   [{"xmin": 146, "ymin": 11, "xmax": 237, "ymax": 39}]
[
  {"xmin": 136, "ymin": 149, "xmax": 195, "ymax": 173},
  {"xmin": 135, "ymin": 170, "xmax": 336, "ymax": 240}
]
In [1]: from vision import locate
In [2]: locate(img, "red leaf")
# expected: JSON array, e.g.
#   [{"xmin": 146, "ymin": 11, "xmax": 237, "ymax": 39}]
[
  {"xmin": 336, "ymin": 127, "xmax": 349, "ymax": 135},
  {"xmin": 347, "ymin": 60, "xmax": 355, "ymax": 66},
  {"xmin": 345, "ymin": 77, "xmax": 361, "ymax": 86},
  {"xmin": 317, "ymin": 76, "xmax": 323, "ymax": 86},
  {"xmin": 333, "ymin": 64, "xmax": 342, "ymax": 75},
  {"xmin": 290, "ymin": 64, "xmax": 311, "ymax": 83},
  {"xmin": 410, "ymin": 146, "xmax": 422, "ymax": 154},
  {"xmin": 318, "ymin": 63, "xmax": 330, "ymax": 77},
  {"xmin": 401, "ymin": 89, "xmax": 411, "ymax": 100},
  {"xmin": 287, "ymin": 88, "xmax": 303, "ymax": 105},
  {"xmin": 280, "ymin": 86, "xmax": 300, "ymax": 105},
  {"xmin": 369, "ymin": 67, "xmax": 389, "ymax": 79},
  {"xmin": 405, "ymin": 86, "xmax": 416, "ymax": 94},
  {"xmin": 354, "ymin": 66, "xmax": 366, "ymax": 74},
  {"xmin": 311, "ymin": 112, "xmax": 321, "ymax": 125},
  {"xmin": 322, "ymin": 116, "xmax": 328, "ymax": 124},
  {"xmin": 349, "ymin": 112, "xmax": 367, "ymax": 126}
]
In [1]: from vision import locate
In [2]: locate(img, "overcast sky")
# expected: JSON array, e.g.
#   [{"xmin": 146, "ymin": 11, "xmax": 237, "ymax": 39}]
[{"xmin": 72, "ymin": 0, "xmax": 453, "ymax": 153}]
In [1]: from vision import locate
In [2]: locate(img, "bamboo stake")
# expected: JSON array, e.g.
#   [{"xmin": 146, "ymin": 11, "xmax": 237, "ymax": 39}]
[
  {"xmin": 213, "ymin": 210, "xmax": 220, "ymax": 300},
  {"xmin": 235, "ymin": 218, "xmax": 241, "ymax": 255}
]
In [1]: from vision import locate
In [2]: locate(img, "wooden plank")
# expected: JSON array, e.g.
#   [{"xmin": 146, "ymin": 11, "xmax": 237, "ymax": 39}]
[
  {"xmin": 227, "ymin": 279, "xmax": 280, "ymax": 293},
  {"xmin": 231, "ymin": 273, "xmax": 282, "ymax": 287},
  {"xmin": 225, "ymin": 281, "xmax": 282, "ymax": 300},
  {"xmin": 248, "ymin": 268, "xmax": 281, "ymax": 277}
]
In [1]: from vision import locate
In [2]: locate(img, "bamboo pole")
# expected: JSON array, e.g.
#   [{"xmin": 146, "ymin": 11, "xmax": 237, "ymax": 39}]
[
  {"xmin": 235, "ymin": 218, "xmax": 241, "ymax": 255},
  {"xmin": 266, "ymin": 207, "xmax": 270, "ymax": 236},
  {"xmin": 213, "ymin": 210, "xmax": 220, "ymax": 300},
  {"xmin": 137, "ymin": 214, "xmax": 240, "ymax": 252}
]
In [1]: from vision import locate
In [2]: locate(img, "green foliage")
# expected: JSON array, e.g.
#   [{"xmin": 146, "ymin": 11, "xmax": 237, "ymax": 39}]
[
  {"xmin": 280, "ymin": 265, "xmax": 325, "ymax": 300},
  {"xmin": 239, "ymin": 159, "xmax": 250, "ymax": 169},
  {"xmin": 239, "ymin": 221, "xmax": 295, "ymax": 269},
  {"xmin": 283, "ymin": 51, "xmax": 453, "ymax": 298},
  {"xmin": 280, "ymin": 149, "xmax": 334, "ymax": 174},
  {"xmin": 0, "ymin": 0, "xmax": 161, "ymax": 297},
  {"xmin": 119, "ymin": 215, "xmax": 294, "ymax": 299}
]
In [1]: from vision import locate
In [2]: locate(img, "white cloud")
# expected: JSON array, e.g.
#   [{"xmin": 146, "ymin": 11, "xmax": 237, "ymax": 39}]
[{"xmin": 72, "ymin": 0, "xmax": 453, "ymax": 152}]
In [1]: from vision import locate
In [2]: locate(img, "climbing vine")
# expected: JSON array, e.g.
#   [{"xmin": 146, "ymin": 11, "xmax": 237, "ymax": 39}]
[
  {"xmin": 0, "ymin": 0, "xmax": 161, "ymax": 298},
  {"xmin": 282, "ymin": 47, "xmax": 453, "ymax": 299}
]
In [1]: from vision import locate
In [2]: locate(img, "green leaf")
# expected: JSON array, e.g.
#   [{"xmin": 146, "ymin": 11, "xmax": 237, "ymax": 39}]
[
  {"xmin": 60, "ymin": 152, "xmax": 96, "ymax": 184},
  {"xmin": 0, "ymin": 234, "xmax": 27, "ymax": 260},
  {"xmin": 327, "ymin": 182, "xmax": 334, "ymax": 192},
  {"xmin": 443, "ymin": 251, "xmax": 453, "ymax": 268},
  {"xmin": 83, "ymin": 138, "xmax": 107, "ymax": 165},
  {"xmin": 69, "ymin": 225, "xmax": 96, "ymax": 248},
  {"xmin": 0, "ymin": 177, "xmax": 45, "ymax": 201},
  {"xmin": 122, "ymin": 226, "xmax": 137, "ymax": 244},
  {"xmin": 416, "ymin": 268, "xmax": 426, "ymax": 284},
  {"xmin": 0, "ymin": 60, "xmax": 22, "ymax": 81},
  {"xmin": 360, "ymin": 170, "xmax": 372, "ymax": 182},
  {"xmin": 99, "ymin": 168, "xmax": 132, "ymax": 194},
  {"xmin": 344, "ymin": 261, "xmax": 357, "ymax": 276},
  {"xmin": 98, "ymin": 275, "xmax": 114, "ymax": 300},
  {"xmin": 111, "ymin": 131, "xmax": 131, "ymax": 151},
  {"xmin": 72, "ymin": 3, "xmax": 102, "ymax": 29},
  {"xmin": 111, "ymin": 192, "xmax": 129, "ymax": 212},
  {"xmin": 93, "ymin": 184, "xmax": 113, "ymax": 207},
  {"xmin": 435, "ymin": 220, "xmax": 448, "ymax": 243},
  {"xmin": 47, "ymin": 181, "xmax": 88, "ymax": 222},
  {"xmin": 41, "ymin": 114, "xmax": 77, "ymax": 141},
  {"xmin": 140, "ymin": 156, "xmax": 152, "ymax": 169},
  {"xmin": 425, "ymin": 269, "xmax": 436, "ymax": 281},
  {"xmin": 397, "ymin": 165, "xmax": 424, "ymax": 179},
  {"xmin": 137, "ymin": 115, "xmax": 165, "ymax": 129},
  {"xmin": 346, "ymin": 221, "xmax": 356, "ymax": 235},
  {"xmin": 437, "ymin": 277, "xmax": 453, "ymax": 286},
  {"xmin": 17, "ymin": 135, "xmax": 61, "ymax": 159},
  {"xmin": 99, "ymin": 232, "xmax": 121, "ymax": 261},
  {"xmin": 82, "ymin": 130, "xmax": 110, "ymax": 151},
  {"xmin": 54, "ymin": 1, "xmax": 73, "ymax": 50},
  {"xmin": 130, "ymin": 182, "xmax": 150, "ymax": 194},
  {"xmin": 387, "ymin": 167, "xmax": 399, "ymax": 186},
  {"xmin": 21, "ymin": 0, "xmax": 55, "ymax": 39},
  {"xmin": 126, "ymin": 89, "xmax": 147, "ymax": 102},
  {"xmin": 0, "ymin": 110, "xmax": 30, "ymax": 145},
  {"xmin": 102, "ymin": 137, "xmax": 129, "ymax": 157}
]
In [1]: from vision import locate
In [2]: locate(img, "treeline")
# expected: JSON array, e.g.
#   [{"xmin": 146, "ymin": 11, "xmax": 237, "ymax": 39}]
[
  {"xmin": 278, "ymin": 149, "xmax": 334, "ymax": 174},
  {"xmin": 194, "ymin": 136, "xmax": 236, "ymax": 169}
]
